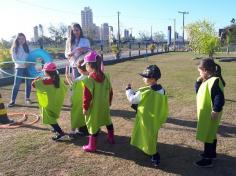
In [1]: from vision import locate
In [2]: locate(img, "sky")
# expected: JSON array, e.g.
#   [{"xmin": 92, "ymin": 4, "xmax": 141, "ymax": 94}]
[{"xmin": 0, "ymin": 0, "xmax": 235, "ymax": 41}]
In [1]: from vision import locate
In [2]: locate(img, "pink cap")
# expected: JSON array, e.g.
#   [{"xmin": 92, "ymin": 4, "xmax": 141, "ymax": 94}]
[
  {"xmin": 43, "ymin": 62, "xmax": 57, "ymax": 71},
  {"xmin": 81, "ymin": 51, "xmax": 98, "ymax": 66}
]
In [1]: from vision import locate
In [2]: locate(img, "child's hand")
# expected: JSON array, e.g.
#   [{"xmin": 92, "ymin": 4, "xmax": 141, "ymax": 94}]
[
  {"xmin": 83, "ymin": 109, "xmax": 88, "ymax": 115},
  {"xmin": 197, "ymin": 76, "xmax": 203, "ymax": 82},
  {"xmin": 211, "ymin": 111, "xmax": 219, "ymax": 120},
  {"xmin": 126, "ymin": 83, "xmax": 131, "ymax": 90}
]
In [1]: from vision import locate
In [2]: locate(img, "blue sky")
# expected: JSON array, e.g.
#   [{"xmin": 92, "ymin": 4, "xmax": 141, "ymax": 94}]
[{"xmin": 0, "ymin": 0, "xmax": 235, "ymax": 40}]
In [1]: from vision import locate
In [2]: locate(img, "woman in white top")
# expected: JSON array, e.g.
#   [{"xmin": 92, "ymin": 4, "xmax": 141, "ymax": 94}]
[
  {"xmin": 8, "ymin": 33, "xmax": 32, "ymax": 107},
  {"xmin": 65, "ymin": 23, "xmax": 90, "ymax": 80}
]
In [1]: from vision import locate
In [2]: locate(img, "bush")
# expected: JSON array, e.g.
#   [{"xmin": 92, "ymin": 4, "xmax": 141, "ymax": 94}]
[
  {"xmin": 0, "ymin": 49, "xmax": 14, "ymax": 69},
  {"xmin": 148, "ymin": 43, "xmax": 157, "ymax": 53},
  {"xmin": 111, "ymin": 44, "xmax": 121, "ymax": 59}
]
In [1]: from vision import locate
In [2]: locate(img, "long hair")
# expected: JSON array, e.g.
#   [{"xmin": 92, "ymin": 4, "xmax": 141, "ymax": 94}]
[
  {"xmin": 199, "ymin": 58, "xmax": 226, "ymax": 86},
  {"xmin": 87, "ymin": 55, "xmax": 103, "ymax": 75},
  {"xmin": 11, "ymin": 33, "xmax": 29, "ymax": 54},
  {"xmin": 69, "ymin": 23, "xmax": 84, "ymax": 50},
  {"xmin": 45, "ymin": 71, "xmax": 60, "ymax": 88}
]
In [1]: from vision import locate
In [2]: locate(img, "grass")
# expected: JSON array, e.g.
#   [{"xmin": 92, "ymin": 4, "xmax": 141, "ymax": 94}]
[{"xmin": 0, "ymin": 52, "xmax": 235, "ymax": 176}]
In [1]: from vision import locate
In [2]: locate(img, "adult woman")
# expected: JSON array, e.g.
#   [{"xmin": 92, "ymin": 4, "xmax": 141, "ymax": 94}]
[
  {"xmin": 65, "ymin": 23, "xmax": 90, "ymax": 80},
  {"xmin": 8, "ymin": 33, "xmax": 32, "ymax": 107}
]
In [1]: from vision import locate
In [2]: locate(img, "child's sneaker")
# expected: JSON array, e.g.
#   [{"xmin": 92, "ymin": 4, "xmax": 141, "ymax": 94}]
[
  {"xmin": 151, "ymin": 153, "xmax": 160, "ymax": 167},
  {"xmin": 52, "ymin": 133, "xmax": 67, "ymax": 141},
  {"xmin": 68, "ymin": 131, "xmax": 77, "ymax": 139},
  {"xmin": 194, "ymin": 159, "xmax": 213, "ymax": 168},
  {"xmin": 8, "ymin": 101, "xmax": 15, "ymax": 107},
  {"xmin": 25, "ymin": 99, "xmax": 32, "ymax": 105}
]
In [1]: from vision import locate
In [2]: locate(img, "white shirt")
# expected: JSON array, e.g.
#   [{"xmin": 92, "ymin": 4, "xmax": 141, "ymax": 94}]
[
  {"xmin": 126, "ymin": 87, "xmax": 165, "ymax": 104},
  {"xmin": 11, "ymin": 46, "xmax": 30, "ymax": 68},
  {"xmin": 65, "ymin": 37, "xmax": 90, "ymax": 67}
]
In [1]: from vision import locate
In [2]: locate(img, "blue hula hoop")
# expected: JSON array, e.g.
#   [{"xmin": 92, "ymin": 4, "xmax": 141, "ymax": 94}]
[{"xmin": 0, "ymin": 48, "xmax": 52, "ymax": 79}]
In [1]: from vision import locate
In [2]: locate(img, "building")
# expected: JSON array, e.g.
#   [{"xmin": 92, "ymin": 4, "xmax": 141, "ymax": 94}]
[
  {"xmin": 33, "ymin": 26, "xmax": 39, "ymax": 42},
  {"xmin": 124, "ymin": 29, "xmax": 129, "ymax": 40},
  {"xmin": 81, "ymin": 7, "xmax": 93, "ymax": 31},
  {"xmin": 101, "ymin": 23, "xmax": 109, "ymax": 41}
]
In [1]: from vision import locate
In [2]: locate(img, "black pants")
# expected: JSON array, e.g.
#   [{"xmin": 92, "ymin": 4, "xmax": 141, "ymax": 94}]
[
  {"xmin": 204, "ymin": 139, "xmax": 217, "ymax": 158},
  {"xmin": 51, "ymin": 124, "xmax": 64, "ymax": 135},
  {"xmin": 91, "ymin": 124, "xmax": 114, "ymax": 137}
]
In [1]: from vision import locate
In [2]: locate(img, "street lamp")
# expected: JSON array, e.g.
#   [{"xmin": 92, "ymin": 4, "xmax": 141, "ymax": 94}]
[{"xmin": 178, "ymin": 11, "xmax": 189, "ymax": 46}]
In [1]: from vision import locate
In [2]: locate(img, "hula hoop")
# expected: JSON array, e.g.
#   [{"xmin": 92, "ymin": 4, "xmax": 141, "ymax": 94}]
[
  {"xmin": 65, "ymin": 47, "xmax": 92, "ymax": 85},
  {"xmin": 27, "ymin": 48, "xmax": 52, "ymax": 78},
  {"xmin": 0, "ymin": 48, "xmax": 52, "ymax": 80},
  {"xmin": 0, "ymin": 112, "xmax": 40, "ymax": 129},
  {"xmin": 0, "ymin": 61, "xmax": 43, "ymax": 80}
]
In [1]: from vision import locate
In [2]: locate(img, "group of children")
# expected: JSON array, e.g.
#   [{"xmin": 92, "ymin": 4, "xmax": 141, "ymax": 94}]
[{"xmin": 31, "ymin": 49, "xmax": 225, "ymax": 168}]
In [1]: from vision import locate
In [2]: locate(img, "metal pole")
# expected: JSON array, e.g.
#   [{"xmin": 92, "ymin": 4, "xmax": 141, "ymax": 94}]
[
  {"xmin": 117, "ymin": 11, "xmax": 121, "ymax": 48},
  {"xmin": 178, "ymin": 11, "xmax": 189, "ymax": 46}
]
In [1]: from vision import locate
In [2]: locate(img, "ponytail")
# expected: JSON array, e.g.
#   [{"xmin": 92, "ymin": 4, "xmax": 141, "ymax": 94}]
[
  {"xmin": 45, "ymin": 71, "xmax": 60, "ymax": 88},
  {"xmin": 215, "ymin": 63, "xmax": 226, "ymax": 87},
  {"xmin": 199, "ymin": 58, "xmax": 226, "ymax": 87}
]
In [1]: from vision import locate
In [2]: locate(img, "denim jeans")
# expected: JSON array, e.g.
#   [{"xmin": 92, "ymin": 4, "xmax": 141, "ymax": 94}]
[
  {"xmin": 11, "ymin": 68, "xmax": 32, "ymax": 102},
  {"xmin": 72, "ymin": 67, "xmax": 80, "ymax": 80}
]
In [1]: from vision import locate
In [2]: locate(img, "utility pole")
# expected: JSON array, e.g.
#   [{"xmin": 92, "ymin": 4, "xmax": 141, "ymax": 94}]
[
  {"xmin": 117, "ymin": 11, "xmax": 121, "ymax": 48},
  {"xmin": 173, "ymin": 18, "xmax": 176, "ymax": 51},
  {"xmin": 151, "ymin": 25, "xmax": 153, "ymax": 41},
  {"xmin": 178, "ymin": 11, "xmax": 189, "ymax": 46}
]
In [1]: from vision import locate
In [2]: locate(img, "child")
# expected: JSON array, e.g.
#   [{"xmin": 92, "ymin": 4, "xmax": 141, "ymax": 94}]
[
  {"xmin": 125, "ymin": 65, "xmax": 168, "ymax": 166},
  {"xmin": 65, "ymin": 23, "xmax": 90, "ymax": 80},
  {"xmin": 32, "ymin": 63, "xmax": 67, "ymax": 141},
  {"xmin": 81, "ymin": 51, "xmax": 114, "ymax": 152},
  {"xmin": 70, "ymin": 60, "xmax": 89, "ymax": 138},
  {"xmin": 8, "ymin": 33, "xmax": 32, "ymax": 107},
  {"xmin": 194, "ymin": 58, "xmax": 225, "ymax": 168}
]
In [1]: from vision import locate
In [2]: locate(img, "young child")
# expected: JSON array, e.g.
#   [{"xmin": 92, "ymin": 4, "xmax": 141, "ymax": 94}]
[
  {"xmin": 194, "ymin": 58, "xmax": 225, "ymax": 168},
  {"xmin": 70, "ymin": 60, "xmax": 89, "ymax": 138},
  {"xmin": 125, "ymin": 65, "xmax": 168, "ymax": 167},
  {"xmin": 32, "ymin": 63, "xmax": 67, "ymax": 141},
  {"xmin": 81, "ymin": 51, "xmax": 114, "ymax": 152}
]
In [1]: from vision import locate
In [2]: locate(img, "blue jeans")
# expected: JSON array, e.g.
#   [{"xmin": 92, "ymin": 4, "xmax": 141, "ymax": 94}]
[
  {"xmin": 11, "ymin": 68, "xmax": 32, "ymax": 102},
  {"xmin": 72, "ymin": 67, "xmax": 80, "ymax": 80}
]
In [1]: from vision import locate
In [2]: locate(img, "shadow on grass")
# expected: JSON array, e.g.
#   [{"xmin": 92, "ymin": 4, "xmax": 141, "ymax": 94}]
[
  {"xmin": 63, "ymin": 131, "xmax": 235, "ymax": 175},
  {"xmin": 110, "ymin": 108, "xmax": 236, "ymax": 138},
  {"xmin": 167, "ymin": 117, "xmax": 236, "ymax": 138},
  {"xmin": 225, "ymin": 99, "xmax": 236, "ymax": 103}
]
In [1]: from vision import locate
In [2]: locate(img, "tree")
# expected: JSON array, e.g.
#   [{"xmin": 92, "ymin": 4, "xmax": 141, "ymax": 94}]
[
  {"xmin": 153, "ymin": 31, "xmax": 165, "ymax": 42},
  {"xmin": 138, "ymin": 31, "xmax": 151, "ymax": 41},
  {"xmin": 48, "ymin": 23, "xmax": 67, "ymax": 46},
  {"xmin": 186, "ymin": 20, "xmax": 220, "ymax": 58}
]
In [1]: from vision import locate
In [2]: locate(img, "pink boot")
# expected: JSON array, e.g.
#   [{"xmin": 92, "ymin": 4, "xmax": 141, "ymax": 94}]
[
  {"xmin": 83, "ymin": 136, "xmax": 96, "ymax": 152},
  {"xmin": 107, "ymin": 130, "xmax": 115, "ymax": 144}
]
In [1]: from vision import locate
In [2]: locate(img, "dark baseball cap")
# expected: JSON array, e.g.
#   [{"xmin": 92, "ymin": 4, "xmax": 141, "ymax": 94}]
[{"xmin": 139, "ymin": 65, "xmax": 161, "ymax": 79}]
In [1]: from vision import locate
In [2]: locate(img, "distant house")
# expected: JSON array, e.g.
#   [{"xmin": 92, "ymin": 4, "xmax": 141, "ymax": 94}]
[{"xmin": 220, "ymin": 24, "xmax": 236, "ymax": 44}]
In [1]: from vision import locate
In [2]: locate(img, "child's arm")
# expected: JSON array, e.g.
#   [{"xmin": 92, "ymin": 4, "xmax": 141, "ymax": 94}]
[
  {"xmin": 211, "ymin": 79, "xmax": 225, "ymax": 119},
  {"xmin": 109, "ymin": 88, "xmax": 113, "ymax": 106},
  {"xmin": 125, "ymin": 84, "xmax": 141, "ymax": 104},
  {"xmin": 195, "ymin": 77, "xmax": 203, "ymax": 93},
  {"xmin": 83, "ymin": 86, "xmax": 92, "ymax": 114}
]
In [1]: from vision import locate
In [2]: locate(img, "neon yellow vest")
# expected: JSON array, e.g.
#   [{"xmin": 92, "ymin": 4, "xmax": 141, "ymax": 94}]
[
  {"xmin": 131, "ymin": 86, "xmax": 169, "ymax": 155},
  {"xmin": 82, "ymin": 73, "xmax": 112, "ymax": 134},
  {"xmin": 196, "ymin": 77, "xmax": 224, "ymax": 143},
  {"xmin": 35, "ymin": 79, "xmax": 67, "ymax": 124},
  {"xmin": 70, "ymin": 78, "xmax": 87, "ymax": 129}
]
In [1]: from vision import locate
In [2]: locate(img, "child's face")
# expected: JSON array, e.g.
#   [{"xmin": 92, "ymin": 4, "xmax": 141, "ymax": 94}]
[
  {"xmin": 143, "ymin": 77, "xmax": 156, "ymax": 85},
  {"xmin": 85, "ymin": 63, "xmax": 93, "ymax": 73},
  {"xmin": 198, "ymin": 67, "xmax": 209, "ymax": 80},
  {"xmin": 77, "ymin": 67, "xmax": 88, "ymax": 75}
]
